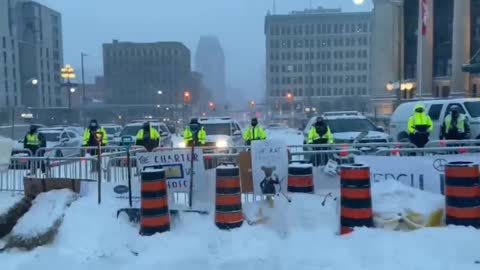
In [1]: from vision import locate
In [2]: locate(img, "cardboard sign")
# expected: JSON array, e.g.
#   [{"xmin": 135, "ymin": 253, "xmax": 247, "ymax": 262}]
[
  {"xmin": 23, "ymin": 177, "xmax": 82, "ymax": 197},
  {"xmin": 136, "ymin": 149, "xmax": 206, "ymax": 192},
  {"xmin": 251, "ymin": 140, "xmax": 289, "ymax": 196}
]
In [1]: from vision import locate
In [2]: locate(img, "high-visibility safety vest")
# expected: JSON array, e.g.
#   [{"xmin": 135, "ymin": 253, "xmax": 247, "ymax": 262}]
[
  {"xmin": 83, "ymin": 128, "xmax": 108, "ymax": 146},
  {"xmin": 243, "ymin": 126, "xmax": 267, "ymax": 142},
  {"xmin": 184, "ymin": 126, "xmax": 207, "ymax": 145},
  {"xmin": 136, "ymin": 128, "xmax": 160, "ymax": 141},
  {"xmin": 445, "ymin": 114, "xmax": 466, "ymax": 133},
  {"xmin": 25, "ymin": 134, "xmax": 40, "ymax": 146},
  {"xmin": 307, "ymin": 126, "xmax": 334, "ymax": 144},
  {"xmin": 408, "ymin": 113, "xmax": 433, "ymax": 134}
]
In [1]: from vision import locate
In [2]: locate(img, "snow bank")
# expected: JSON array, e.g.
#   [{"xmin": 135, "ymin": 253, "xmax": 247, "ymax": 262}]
[
  {"xmin": 11, "ymin": 189, "xmax": 77, "ymax": 238},
  {"xmin": 0, "ymin": 193, "xmax": 24, "ymax": 215},
  {"xmin": 1, "ymin": 180, "xmax": 480, "ymax": 269}
]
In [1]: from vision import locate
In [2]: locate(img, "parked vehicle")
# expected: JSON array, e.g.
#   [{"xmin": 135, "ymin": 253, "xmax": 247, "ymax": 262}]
[
  {"xmin": 390, "ymin": 98, "xmax": 480, "ymax": 141},
  {"xmin": 102, "ymin": 124, "xmax": 123, "ymax": 144},
  {"xmin": 180, "ymin": 117, "xmax": 243, "ymax": 153},
  {"xmin": 38, "ymin": 128, "xmax": 83, "ymax": 157},
  {"xmin": 304, "ymin": 111, "xmax": 392, "ymax": 144}
]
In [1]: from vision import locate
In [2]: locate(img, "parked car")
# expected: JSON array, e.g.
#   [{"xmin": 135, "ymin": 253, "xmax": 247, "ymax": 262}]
[
  {"xmin": 38, "ymin": 128, "xmax": 83, "ymax": 157},
  {"xmin": 390, "ymin": 98, "xmax": 480, "ymax": 141},
  {"xmin": 102, "ymin": 124, "xmax": 122, "ymax": 144},
  {"xmin": 304, "ymin": 111, "xmax": 392, "ymax": 144},
  {"xmin": 115, "ymin": 122, "xmax": 172, "ymax": 148}
]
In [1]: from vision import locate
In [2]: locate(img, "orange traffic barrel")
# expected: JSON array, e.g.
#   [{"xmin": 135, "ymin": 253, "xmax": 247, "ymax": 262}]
[
  {"xmin": 140, "ymin": 169, "xmax": 170, "ymax": 235},
  {"xmin": 445, "ymin": 161, "xmax": 480, "ymax": 228},
  {"xmin": 340, "ymin": 164, "xmax": 373, "ymax": 234},
  {"xmin": 288, "ymin": 163, "xmax": 314, "ymax": 193},
  {"xmin": 215, "ymin": 165, "xmax": 243, "ymax": 230}
]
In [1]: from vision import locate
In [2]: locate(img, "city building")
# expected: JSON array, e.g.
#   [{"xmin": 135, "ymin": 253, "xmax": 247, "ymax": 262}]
[
  {"xmin": 371, "ymin": 0, "xmax": 480, "ymax": 116},
  {"xmin": 0, "ymin": 0, "xmax": 64, "ymax": 110},
  {"xmin": 265, "ymin": 7, "xmax": 372, "ymax": 117},
  {"xmin": 17, "ymin": 1, "xmax": 64, "ymax": 108},
  {"xmin": 195, "ymin": 36, "xmax": 226, "ymax": 104},
  {"xmin": 0, "ymin": 0, "xmax": 22, "ymax": 108},
  {"xmin": 103, "ymin": 40, "xmax": 191, "ymax": 105}
]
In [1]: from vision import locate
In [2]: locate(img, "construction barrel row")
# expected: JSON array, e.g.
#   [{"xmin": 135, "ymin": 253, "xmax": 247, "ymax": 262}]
[
  {"xmin": 140, "ymin": 169, "xmax": 170, "ymax": 235},
  {"xmin": 215, "ymin": 165, "xmax": 244, "ymax": 230}
]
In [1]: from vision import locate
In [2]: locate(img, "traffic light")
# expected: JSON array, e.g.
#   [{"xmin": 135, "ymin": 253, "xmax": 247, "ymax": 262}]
[
  {"xmin": 183, "ymin": 91, "xmax": 191, "ymax": 103},
  {"xmin": 209, "ymin": 101, "xmax": 216, "ymax": 111}
]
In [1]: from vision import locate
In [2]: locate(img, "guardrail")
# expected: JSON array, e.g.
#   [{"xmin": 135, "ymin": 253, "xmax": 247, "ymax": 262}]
[
  {"xmin": 375, "ymin": 146, "xmax": 480, "ymax": 156},
  {"xmin": 425, "ymin": 139, "xmax": 480, "ymax": 148}
]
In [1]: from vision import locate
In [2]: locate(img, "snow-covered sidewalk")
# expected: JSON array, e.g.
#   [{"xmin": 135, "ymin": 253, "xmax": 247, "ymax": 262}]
[{"xmin": 0, "ymin": 179, "xmax": 479, "ymax": 270}]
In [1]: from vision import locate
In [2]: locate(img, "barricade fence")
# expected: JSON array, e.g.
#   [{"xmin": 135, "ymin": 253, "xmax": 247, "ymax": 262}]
[{"xmin": 3, "ymin": 142, "xmax": 480, "ymax": 196}]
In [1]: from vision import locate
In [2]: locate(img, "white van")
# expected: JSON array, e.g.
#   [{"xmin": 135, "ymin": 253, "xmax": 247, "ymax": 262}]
[{"xmin": 390, "ymin": 98, "xmax": 480, "ymax": 141}]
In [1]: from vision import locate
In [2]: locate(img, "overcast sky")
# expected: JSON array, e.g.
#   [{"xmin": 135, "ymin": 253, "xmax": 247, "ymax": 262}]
[{"xmin": 37, "ymin": 0, "xmax": 372, "ymax": 101}]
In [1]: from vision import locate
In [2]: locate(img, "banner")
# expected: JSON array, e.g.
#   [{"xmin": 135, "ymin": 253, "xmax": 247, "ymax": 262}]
[
  {"xmin": 136, "ymin": 149, "xmax": 206, "ymax": 192},
  {"xmin": 251, "ymin": 140, "xmax": 288, "ymax": 196},
  {"xmin": 355, "ymin": 154, "xmax": 480, "ymax": 194}
]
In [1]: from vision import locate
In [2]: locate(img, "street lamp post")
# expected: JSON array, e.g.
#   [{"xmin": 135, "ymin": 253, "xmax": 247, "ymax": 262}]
[
  {"xmin": 81, "ymin": 53, "xmax": 88, "ymax": 125},
  {"xmin": 61, "ymin": 65, "xmax": 77, "ymax": 122},
  {"xmin": 286, "ymin": 92, "xmax": 294, "ymax": 127}
]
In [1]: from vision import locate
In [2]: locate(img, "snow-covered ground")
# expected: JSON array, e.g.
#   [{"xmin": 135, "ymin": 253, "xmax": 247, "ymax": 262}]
[
  {"xmin": 0, "ymin": 193, "xmax": 23, "ymax": 214},
  {"xmin": 10, "ymin": 190, "xmax": 77, "ymax": 238},
  {"xmin": 0, "ymin": 178, "xmax": 479, "ymax": 270}
]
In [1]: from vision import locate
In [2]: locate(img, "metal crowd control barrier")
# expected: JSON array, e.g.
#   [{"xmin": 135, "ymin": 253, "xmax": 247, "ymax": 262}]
[
  {"xmin": 425, "ymin": 139, "xmax": 480, "ymax": 148},
  {"xmin": 35, "ymin": 146, "xmax": 142, "ymax": 157},
  {"xmin": 375, "ymin": 146, "xmax": 480, "ymax": 156}
]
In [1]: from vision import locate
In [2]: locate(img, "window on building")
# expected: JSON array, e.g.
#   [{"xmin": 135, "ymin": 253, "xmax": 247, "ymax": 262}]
[
  {"xmin": 4, "ymin": 67, "xmax": 7, "ymax": 77},
  {"xmin": 299, "ymin": 88, "xmax": 303, "ymax": 96},
  {"xmin": 2, "ymin": 52, "xmax": 6, "ymax": 64},
  {"xmin": 2, "ymin": 36, "xmax": 5, "ymax": 49}
]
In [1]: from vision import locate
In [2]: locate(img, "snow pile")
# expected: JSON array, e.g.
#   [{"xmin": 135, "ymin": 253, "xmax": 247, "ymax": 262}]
[
  {"xmin": 0, "ymin": 136, "xmax": 14, "ymax": 172},
  {"xmin": 5, "ymin": 189, "xmax": 77, "ymax": 250},
  {"xmin": 0, "ymin": 193, "xmax": 24, "ymax": 215},
  {"xmin": 1, "ymin": 181, "xmax": 480, "ymax": 269}
]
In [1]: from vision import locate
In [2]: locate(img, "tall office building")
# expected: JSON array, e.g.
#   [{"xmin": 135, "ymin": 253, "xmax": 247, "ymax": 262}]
[
  {"xmin": 0, "ymin": 0, "xmax": 64, "ymax": 109},
  {"xmin": 17, "ymin": 1, "xmax": 64, "ymax": 107},
  {"xmin": 103, "ymin": 40, "xmax": 191, "ymax": 105},
  {"xmin": 0, "ymin": 0, "xmax": 22, "ymax": 107},
  {"xmin": 265, "ymin": 8, "xmax": 372, "ymax": 115},
  {"xmin": 195, "ymin": 36, "xmax": 226, "ymax": 104}
]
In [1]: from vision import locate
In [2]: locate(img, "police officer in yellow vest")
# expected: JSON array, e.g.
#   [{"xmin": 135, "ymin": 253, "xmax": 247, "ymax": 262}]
[
  {"xmin": 23, "ymin": 125, "xmax": 45, "ymax": 156},
  {"xmin": 83, "ymin": 119, "xmax": 108, "ymax": 151},
  {"xmin": 184, "ymin": 118, "xmax": 207, "ymax": 147},
  {"xmin": 136, "ymin": 122, "xmax": 160, "ymax": 152},
  {"xmin": 307, "ymin": 117, "xmax": 334, "ymax": 145},
  {"xmin": 440, "ymin": 105, "xmax": 470, "ymax": 140},
  {"xmin": 243, "ymin": 117, "xmax": 267, "ymax": 145},
  {"xmin": 307, "ymin": 117, "xmax": 333, "ymax": 166},
  {"xmin": 408, "ymin": 104, "xmax": 433, "ymax": 148}
]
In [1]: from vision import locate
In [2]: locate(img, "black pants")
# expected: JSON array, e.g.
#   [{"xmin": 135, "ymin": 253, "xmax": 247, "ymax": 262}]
[{"xmin": 409, "ymin": 133, "xmax": 429, "ymax": 148}]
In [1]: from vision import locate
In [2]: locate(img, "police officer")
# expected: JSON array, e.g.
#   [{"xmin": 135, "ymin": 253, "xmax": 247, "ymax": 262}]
[
  {"xmin": 407, "ymin": 104, "xmax": 433, "ymax": 148},
  {"xmin": 23, "ymin": 125, "xmax": 45, "ymax": 156},
  {"xmin": 184, "ymin": 118, "xmax": 207, "ymax": 147},
  {"xmin": 440, "ymin": 105, "xmax": 470, "ymax": 140},
  {"xmin": 136, "ymin": 121, "xmax": 160, "ymax": 151},
  {"xmin": 307, "ymin": 117, "xmax": 333, "ymax": 166},
  {"xmin": 243, "ymin": 117, "xmax": 267, "ymax": 145},
  {"xmin": 83, "ymin": 119, "xmax": 108, "ymax": 152},
  {"xmin": 307, "ymin": 117, "xmax": 334, "ymax": 145}
]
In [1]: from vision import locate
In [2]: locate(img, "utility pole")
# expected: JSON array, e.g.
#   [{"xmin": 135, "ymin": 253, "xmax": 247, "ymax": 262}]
[{"xmin": 81, "ymin": 52, "xmax": 87, "ymax": 124}]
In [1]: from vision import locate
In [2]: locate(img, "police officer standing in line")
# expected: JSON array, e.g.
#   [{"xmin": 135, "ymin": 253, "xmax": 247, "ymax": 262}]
[
  {"xmin": 243, "ymin": 117, "xmax": 267, "ymax": 146},
  {"xmin": 440, "ymin": 105, "xmax": 470, "ymax": 140},
  {"xmin": 407, "ymin": 104, "xmax": 433, "ymax": 148},
  {"xmin": 307, "ymin": 117, "xmax": 334, "ymax": 166},
  {"xmin": 184, "ymin": 118, "xmax": 207, "ymax": 147},
  {"xmin": 23, "ymin": 125, "xmax": 45, "ymax": 156},
  {"xmin": 135, "ymin": 121, "xmax": 160, "ymax": 152},
  {"xmin": 82, "ymin": 119, "xmax": 108, "ymax": 154}
]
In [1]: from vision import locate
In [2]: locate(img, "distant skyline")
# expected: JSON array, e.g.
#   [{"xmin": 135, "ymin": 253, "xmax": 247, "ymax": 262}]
[{"xmin": 36, "ymin": 0, "xmax": 373, "ymax": 101}]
